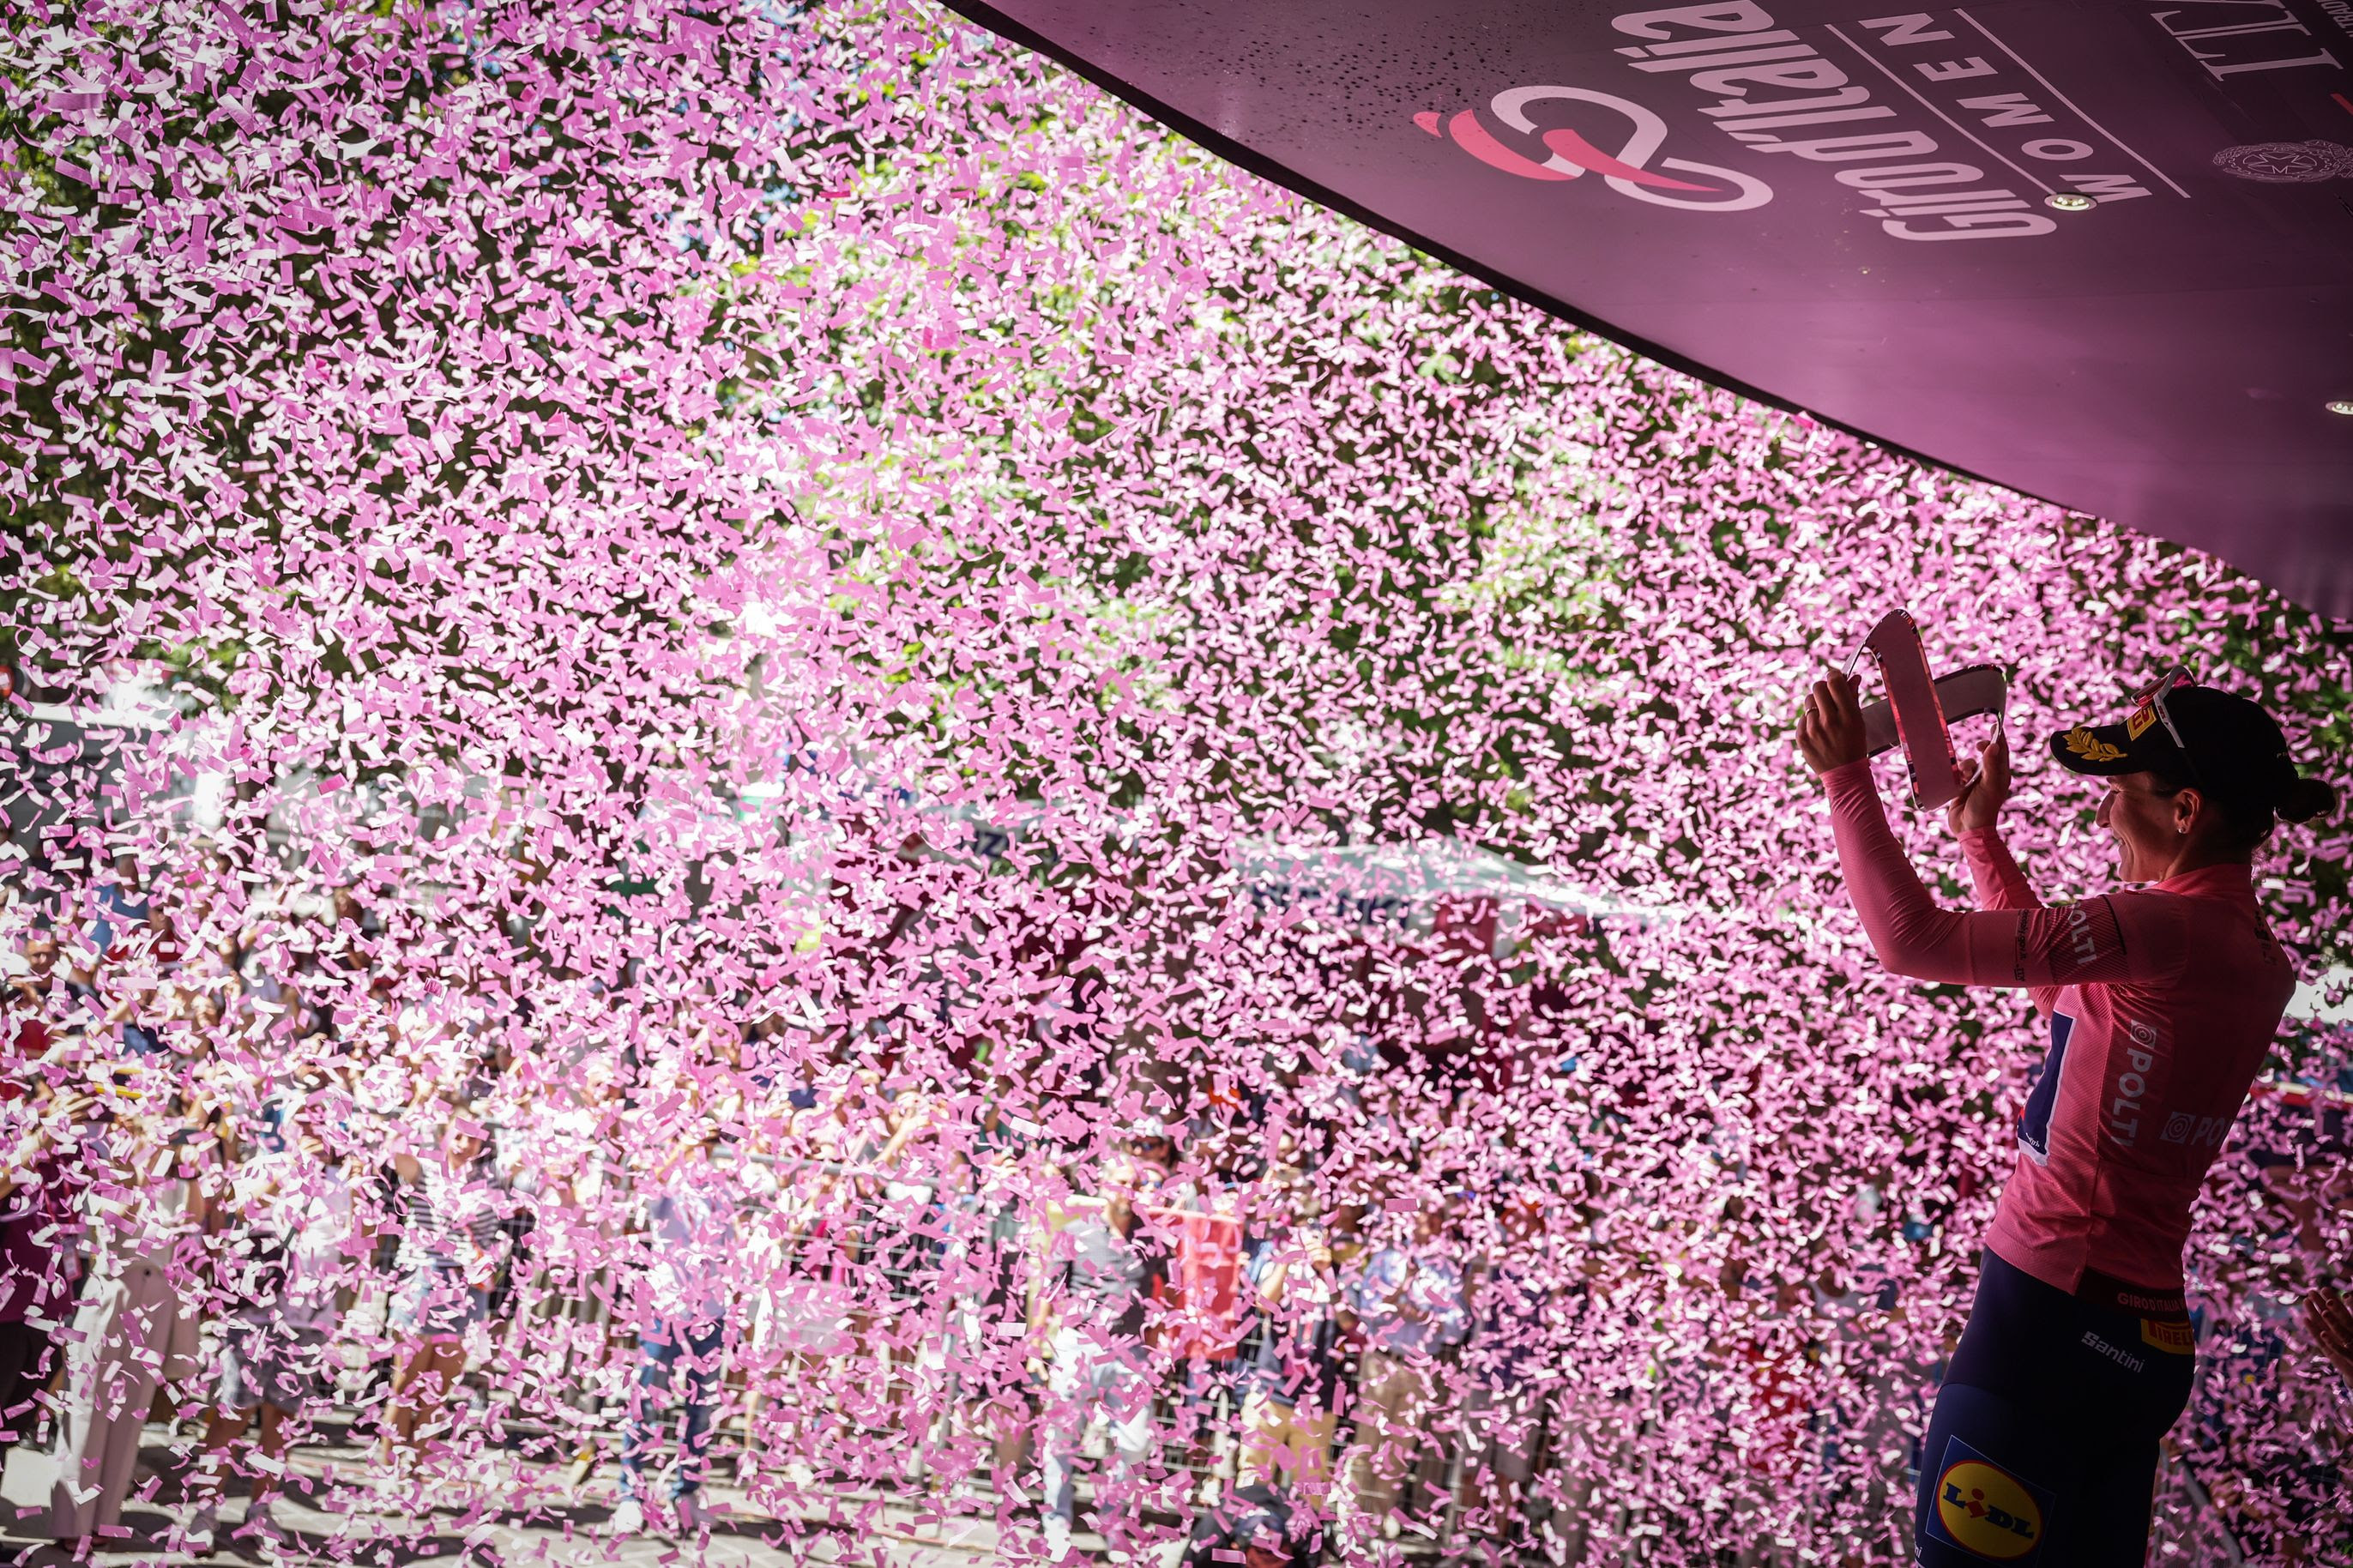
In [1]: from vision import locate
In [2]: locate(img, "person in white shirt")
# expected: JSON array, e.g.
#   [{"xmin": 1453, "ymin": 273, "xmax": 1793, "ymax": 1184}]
[
  {"xmin": 185, "ymin": 1101, "xmax": 361, "ymax": 1553},
  {"xmin": 611, "ymin": 1122, "xmax": 745, "ymax": 1539},
  {"xmin": 1033, "ymin": 1137, "xmax": 1174, "ymax": 1561},
  {"xmin": 377, "ymin": 1110, "xmax": 516, "ymax": 1479},
  {"xmin": 1337, "ymin": 1201, "xmax": 1471, "ymax": 1540},
  {"xmin": 47, "ymin": 1081, "xmax": 206, "ymax": 1553}
]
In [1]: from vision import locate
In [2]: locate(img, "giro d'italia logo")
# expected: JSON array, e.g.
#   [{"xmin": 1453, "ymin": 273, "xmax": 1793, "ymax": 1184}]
[{"xmin": 1415, "ymin": 86, "xmax": 1772, "ymax": 212}]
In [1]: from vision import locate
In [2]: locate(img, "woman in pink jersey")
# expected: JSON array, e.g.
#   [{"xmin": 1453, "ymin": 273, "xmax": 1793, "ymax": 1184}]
[{"xmin": 1797, "ymin": 666, "xmax": 2336, "ymax": 1568}]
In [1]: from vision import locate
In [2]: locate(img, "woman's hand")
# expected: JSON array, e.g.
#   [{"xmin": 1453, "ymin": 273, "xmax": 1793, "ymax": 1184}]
[
  {"xmin": 2302, "ymin": 1286, "xmax": 2353, "ymax": 1386},
  {"xmin": 1946, "ymin": 732, "xmax": 2012, "ymax": 836},
  {"xmin": 1796, "ymin": 667, "xmax": 1868, "ymax": 776}
]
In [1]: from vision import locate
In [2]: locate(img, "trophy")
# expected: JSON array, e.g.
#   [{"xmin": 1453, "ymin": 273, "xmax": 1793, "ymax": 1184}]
[{"xmin": 1847, "ymin": 609, "xmax": 2006, "ymax": 810}]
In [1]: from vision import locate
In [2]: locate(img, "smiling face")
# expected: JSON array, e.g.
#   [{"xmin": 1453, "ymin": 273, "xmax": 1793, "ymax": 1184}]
[
  {"xmin": 1096, "ymin": 1144, "xmax": 1173, "ymax": 1234},
  {"xmin": 2094, "ymin": 770, "xmax": 2193, "ymax": 882},
  {"xmin": 444, "ymin": 1125, "xmax": 486, "ymax": 1167}
]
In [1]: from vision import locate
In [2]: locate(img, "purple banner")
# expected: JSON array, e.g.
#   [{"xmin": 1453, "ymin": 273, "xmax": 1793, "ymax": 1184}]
[{"xmin": 948, "ymin": 0, "xmax": 2353, "ymax": 616}]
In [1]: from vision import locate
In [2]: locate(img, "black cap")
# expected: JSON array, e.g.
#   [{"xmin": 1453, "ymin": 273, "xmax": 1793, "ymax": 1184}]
[{"xmin": 2049, "ymin": 680, "xmax": 2299, "ymax": 811}]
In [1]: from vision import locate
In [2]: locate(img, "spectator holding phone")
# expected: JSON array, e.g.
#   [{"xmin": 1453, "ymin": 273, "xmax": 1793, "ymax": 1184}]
[{"xmin": 3, "ymin": 933, "xmax": 60, "ymax": 1095}]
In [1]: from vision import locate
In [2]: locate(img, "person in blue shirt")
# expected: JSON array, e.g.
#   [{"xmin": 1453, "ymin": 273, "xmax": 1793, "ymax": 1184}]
[
  {"xmin": 1456, "ymin": 1191, "xmax": 1551, "ymax": 1547},
  {"xmin": 1337, "ymin": 1199, "xmax": 1469, "ymax": 1540},
  {"xmin": 1234, "ymin": 1168, "xmax": 1348, "ymax": 1517}
]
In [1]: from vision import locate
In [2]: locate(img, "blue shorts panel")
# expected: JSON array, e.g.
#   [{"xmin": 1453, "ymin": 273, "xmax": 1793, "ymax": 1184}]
[{"xmin": 1914, "ymin": 1251, "xmax": 2194, "ymax": 1568}]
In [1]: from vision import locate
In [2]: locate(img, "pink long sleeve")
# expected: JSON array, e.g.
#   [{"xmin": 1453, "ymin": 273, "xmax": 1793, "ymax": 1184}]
[
  {"xmin": 1958, "ymin": 826, "xmax": 2038, "ymax": 913},
  {"xmin": 1820, "ymin": 761, "xmax": 2190, "ymax": 992},
  {"xmin": 1958, "ymin": 826, "xmax": 2061, "ymax": 1018},
  {"xmin": 1825, "ymin": 768, "xmax": 2299, "ymax": 1297}
]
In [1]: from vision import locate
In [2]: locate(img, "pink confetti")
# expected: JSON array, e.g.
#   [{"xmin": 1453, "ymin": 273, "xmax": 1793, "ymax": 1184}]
[{"xmin": 0, "ymin": 4, "xmax": 2345, "ymax": 1566}]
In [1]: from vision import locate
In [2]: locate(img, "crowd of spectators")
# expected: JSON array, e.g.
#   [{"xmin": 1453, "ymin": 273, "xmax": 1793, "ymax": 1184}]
[
  {"xmin": 2, "ymin": 850, "xmax": 2346, "ymax": 1567},
  {"xmin": 0, "ymin": 859, "xmax": 1626, "ymax": 1567}
]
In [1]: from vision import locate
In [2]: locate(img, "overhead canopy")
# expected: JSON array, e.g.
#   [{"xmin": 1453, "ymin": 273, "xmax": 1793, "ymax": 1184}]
[{"xmin": 947, "ymin": 0, "xmax": 2353, "ymax": 618}]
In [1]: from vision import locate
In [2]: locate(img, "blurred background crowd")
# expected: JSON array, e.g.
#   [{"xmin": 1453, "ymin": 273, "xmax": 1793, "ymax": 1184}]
[{"xmin": 3, "ymin": 834, "xmax": 2350, "ymax": 1566}]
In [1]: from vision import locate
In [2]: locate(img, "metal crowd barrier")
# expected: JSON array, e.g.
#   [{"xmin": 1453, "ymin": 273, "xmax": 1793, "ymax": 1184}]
[
  {"xmin": 408, "ymin": 1155, "xmax": 1547, "ymax": 1556},
  {"xmin": 10, "ymin": 1080, "xmax": 2298, "ymax": 1564}
]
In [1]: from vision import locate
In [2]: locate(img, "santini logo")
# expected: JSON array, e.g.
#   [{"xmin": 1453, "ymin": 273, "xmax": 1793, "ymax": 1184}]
[
  {"xmin": 1415, "ymin": 87, "xmax": 1773, "ymax": 212},
  {"xmin": 2081, "ymin": 1330, "xmax": 2147, "ymax": 1375}
]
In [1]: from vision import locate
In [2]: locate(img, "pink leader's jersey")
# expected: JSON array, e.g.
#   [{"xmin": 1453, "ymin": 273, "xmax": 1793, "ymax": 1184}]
[{"xmin": 1825, "ymin": 760, "xmax": 2298, "ymax": 1294}]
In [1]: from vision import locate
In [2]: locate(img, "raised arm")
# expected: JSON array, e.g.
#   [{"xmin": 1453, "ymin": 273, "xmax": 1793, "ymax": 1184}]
[
  {"xmin": 1956, "ymin": 827, "xmax": 2068, "ymax": 1018},
  {"xmin": 1801, "ymin": 672, "xmax": 2189, "ymax": 992},
  {"xmin": 1958, "ymin": 827, "xmax": 2040, "ymax": 911},
  {"xmin": 1944, "ymin": 733, "xmax": 2066, "ymax": 1017}
]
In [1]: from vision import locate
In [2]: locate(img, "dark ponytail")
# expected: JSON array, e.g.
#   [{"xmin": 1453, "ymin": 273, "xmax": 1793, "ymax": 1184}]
[
  {"xmin": 2276, "ymin": 773, "xmax": 2338, "ymax": 826},
  {"xmin": 2161, "ymin": 758, "xmax": 2336, "ymax": 852}
]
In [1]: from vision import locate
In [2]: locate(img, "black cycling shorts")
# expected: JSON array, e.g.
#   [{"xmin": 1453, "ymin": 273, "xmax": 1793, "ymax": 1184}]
[{"xmin": 1915, "ymin": 1249, "xmax": 2195, "ymax": 1567}]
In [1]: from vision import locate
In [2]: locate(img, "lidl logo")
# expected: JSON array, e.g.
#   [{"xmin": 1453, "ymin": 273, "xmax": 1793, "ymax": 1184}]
[{"xmin": 1927, "ymin": 1438, "xmax": 2049, "ymax": 1562}]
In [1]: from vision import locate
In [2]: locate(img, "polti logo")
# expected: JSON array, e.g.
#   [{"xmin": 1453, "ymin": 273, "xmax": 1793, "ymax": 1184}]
[{"xmin": 1415, "ymin": 86, "xmax": 1772, "ymax": 212}]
